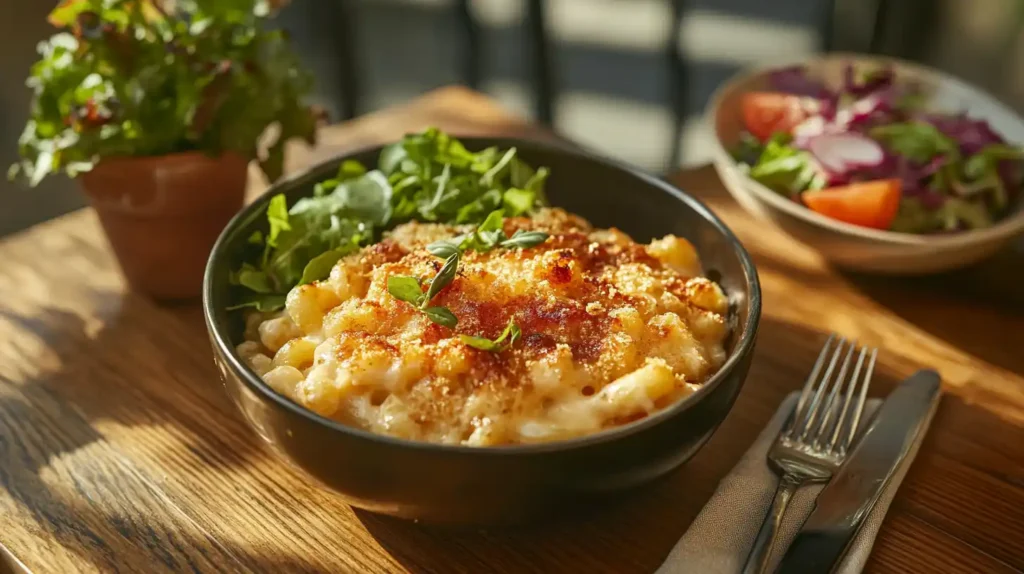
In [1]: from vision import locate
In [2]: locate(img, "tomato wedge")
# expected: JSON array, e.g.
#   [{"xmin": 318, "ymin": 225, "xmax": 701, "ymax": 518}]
[
  {"xmin": 801, "ymin": 179, "xmax": 902, "ymax": 230},
  {"xmin": 741, "ymin": 92, "xmax": 811, "ymax": 141}
]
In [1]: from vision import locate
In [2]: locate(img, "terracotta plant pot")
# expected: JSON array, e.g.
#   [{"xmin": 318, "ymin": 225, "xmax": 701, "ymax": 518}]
[{"xmin": 79, "ymin": 151, "xmax": 248, "ymax": 301}]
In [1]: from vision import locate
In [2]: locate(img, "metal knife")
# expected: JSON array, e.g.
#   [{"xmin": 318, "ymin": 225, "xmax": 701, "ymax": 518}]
[{"xmin": 775, "ymin": 369, "xmax": 942, "ymax": 574}]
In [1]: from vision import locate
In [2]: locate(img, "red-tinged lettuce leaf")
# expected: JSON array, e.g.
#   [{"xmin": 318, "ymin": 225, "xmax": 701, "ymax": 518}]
[{"xmin": 768, "ymin": 66, "xmax": 834, "ymax": 99}]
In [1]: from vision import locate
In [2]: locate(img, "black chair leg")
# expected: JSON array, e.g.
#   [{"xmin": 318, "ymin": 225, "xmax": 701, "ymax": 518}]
[
  {"xmin": 455, "ymin": 0, "xmax": 482, "ymax": 89},
  {"xmin": 667, "ymin": 0, "xmax": 687, "ymax": 170},
  {"xmin": 525, "ymin": 0, "xmax": 555, "ymax": 126},
  {"xmin": 820, "ymin": 0, "xmax": 836, "ymax": 52},
  {"xmin": 328, "ymin": 0, "xmax": 359, "ymax": 120}
]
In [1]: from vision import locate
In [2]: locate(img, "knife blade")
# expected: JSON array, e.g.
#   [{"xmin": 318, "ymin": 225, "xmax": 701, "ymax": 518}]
[{"xmin": 775, "ymin": 369, "xmax": 942, "ymax": 574}]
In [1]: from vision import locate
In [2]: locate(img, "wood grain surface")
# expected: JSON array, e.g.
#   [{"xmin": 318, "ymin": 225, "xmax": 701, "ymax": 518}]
[{"xmin": 0, "ymin": 87, "xmax": 1021, "ymax": 574}]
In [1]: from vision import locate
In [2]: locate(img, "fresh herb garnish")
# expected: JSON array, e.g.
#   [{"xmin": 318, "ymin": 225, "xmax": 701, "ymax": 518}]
[
  {"xmin": 422, "ymin": 306, "xmax": 458, "ymax": 329},
  {"xmin": 386, "ymin": 275, "xmax": 425, "ymax": 305},
  {"xmin": 500, "ymin": 230, "xmax": 550, "ymax": 249},
  {"xmin": 461, "ymin": 317, "xmax": 522, "ymax": 352},
  {"xmin": 426, "ymin": 240, "xmax": 462, "ymax": 259},
  {"xmin": 386, "ymin": 251, "xmax": 461, "ymax": 328},
  {"xmin": 230, "ymin": 128, "xmax": 550, "ymax": 312},
  {"xmin": 423, "ymin": 252, "xmax": 459, "ymax": 304},
  {"xmin": 425, "ymin": 210, "xmax": 550, "ymax": 257}
]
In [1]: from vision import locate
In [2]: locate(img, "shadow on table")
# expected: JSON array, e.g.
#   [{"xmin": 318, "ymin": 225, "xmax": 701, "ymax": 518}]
[
  {"xmin": 0, "ymin": 294, "xmax": 323, "ymax": 572},
  {"xmin": 866, "ymin": 391, "xmax": 1024, "ymax": 571},
  {"xmin": 840, "ymin": 250, "xmax": 1024, "ymax": 378},
  {"xmin": 0, "ymin": 474, "xmax": 318, "ymax": 573},
  {"xmin": 353, "ymin": 316, "xmax": 923, "ymax": 574},
  {"xmin": 0, "ymin": 292, "xmax": 266, "ymax": 474}
]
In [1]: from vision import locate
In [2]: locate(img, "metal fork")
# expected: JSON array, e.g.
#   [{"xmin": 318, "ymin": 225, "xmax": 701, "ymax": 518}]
[{"xmin": 741, "ymin": 334, "xmax": 877, "ymax": 574}]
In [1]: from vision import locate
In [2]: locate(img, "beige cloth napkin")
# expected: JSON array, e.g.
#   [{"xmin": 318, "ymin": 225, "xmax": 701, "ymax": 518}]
[{"xmin": 656, "ymin": 392, "xmax": 935, "ymax": 574}]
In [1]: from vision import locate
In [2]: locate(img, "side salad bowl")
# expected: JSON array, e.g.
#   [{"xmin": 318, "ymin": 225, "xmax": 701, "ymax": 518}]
[
  {"xmin": 203, "ymin": 136, "xmax": 761, "ymax": 525},
  {"xmin": 707, "ymin": 53, "xmax": 1024, "ymax": 274}
]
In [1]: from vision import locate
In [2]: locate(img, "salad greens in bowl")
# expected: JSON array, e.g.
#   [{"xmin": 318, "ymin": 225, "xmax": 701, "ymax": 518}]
[{"xmin": 708, "ymin": 53, "xmax": 1024, "ymax": 274}]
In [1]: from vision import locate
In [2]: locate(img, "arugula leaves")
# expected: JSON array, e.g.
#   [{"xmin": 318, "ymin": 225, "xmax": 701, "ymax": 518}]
[
  {"xmin": 381, "ymin": 128, "xmax": 548, "ymax": 224},
  {"xmin": 425, "ymin": 210, "xmax": 550, "ymax": 257},
  {"xmin": 230, "ymin": 128, "xmax": 549, "ymax": 313},
  {"xmin": 460, "ymin": 318, "xmax": 522, "ymax": 352},
  {"xmin": 228, "ymin": 161, "xmax": 382, "ymax": 310}
]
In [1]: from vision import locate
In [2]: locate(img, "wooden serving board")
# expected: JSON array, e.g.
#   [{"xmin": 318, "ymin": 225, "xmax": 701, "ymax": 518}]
[{"xmin": 0, "ymin": 87, "xmax": 1021, "ymax": 573}]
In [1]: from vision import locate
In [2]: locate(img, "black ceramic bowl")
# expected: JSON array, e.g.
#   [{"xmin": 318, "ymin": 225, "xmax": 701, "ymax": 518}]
[{"xmin": 203, "ymin": 137, "xmax": 761, "ymax": 525}]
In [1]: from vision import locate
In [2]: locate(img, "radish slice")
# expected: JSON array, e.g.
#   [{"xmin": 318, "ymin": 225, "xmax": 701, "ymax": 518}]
[{"xmin": 808, "ymin": 132, "xmax": 885, "ymax": 173}]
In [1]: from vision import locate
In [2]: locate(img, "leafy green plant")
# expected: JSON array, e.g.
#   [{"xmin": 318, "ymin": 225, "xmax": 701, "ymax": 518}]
[{"xmin": 10, "ymin": 0, "xmax": 319, "ymax": 186}]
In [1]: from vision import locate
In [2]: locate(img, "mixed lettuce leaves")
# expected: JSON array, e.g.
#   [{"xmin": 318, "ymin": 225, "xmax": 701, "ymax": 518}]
[
  {"xmin": 229, "ymin": 128, "xmax": 548, "ymax": 311},
  {"xmin": 735, "ymin": 64, "xmax": 1024, "ymax": 234}
]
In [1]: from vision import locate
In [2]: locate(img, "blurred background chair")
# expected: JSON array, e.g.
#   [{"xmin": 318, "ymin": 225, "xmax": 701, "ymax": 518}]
[{"xmin": 3, "ymin": 0, "xmax": 1024, "ymax": 236}]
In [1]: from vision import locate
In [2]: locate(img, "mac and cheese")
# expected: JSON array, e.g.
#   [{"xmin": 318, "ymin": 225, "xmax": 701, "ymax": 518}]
[{"xmin": 238, "ymin": 208, "xmax": 729, "ymax": 446}]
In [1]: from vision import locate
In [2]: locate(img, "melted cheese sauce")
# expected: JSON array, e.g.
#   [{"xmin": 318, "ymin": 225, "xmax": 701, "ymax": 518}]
[{"xmin": 237, "ymin": 208, "xmax": 729, "ymax": 446}]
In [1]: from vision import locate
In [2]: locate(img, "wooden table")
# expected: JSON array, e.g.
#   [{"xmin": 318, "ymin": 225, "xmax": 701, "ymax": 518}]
[{"xmin": 1, "ymin": 87, "xmax": 1022, "ymax": 574}]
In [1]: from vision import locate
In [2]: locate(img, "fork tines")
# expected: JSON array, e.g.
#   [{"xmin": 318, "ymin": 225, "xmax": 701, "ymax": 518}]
[{"xmin": 785, "ymin": 334, "xmax": 877, "ymax": 456}]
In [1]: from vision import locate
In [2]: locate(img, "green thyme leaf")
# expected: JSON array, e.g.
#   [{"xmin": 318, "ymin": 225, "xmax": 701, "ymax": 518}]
[
  {"xmin": 426, "ymin": 240, "xmax": 462, "ymax": 259},
  {"xmin": 422, "ymin": 306, "xmax": 458, "ymax": 328},
  {"xmin": 460, "ymin": 317, "xmax": 521, "ymax": 352},
  {"xmin": 423, "ymin": 252, "xmax": 459, "ymax": 306},
  {"xmin": 459, "ymin": 334, "xmax": 503, "ymax": 351},
  {"xmin": 387, "ymin": 275, "xmax": 424, "ymax": 305},
  {"xmin": 499, "ymin": 230, "xmax": 549, "ymax": 249}
]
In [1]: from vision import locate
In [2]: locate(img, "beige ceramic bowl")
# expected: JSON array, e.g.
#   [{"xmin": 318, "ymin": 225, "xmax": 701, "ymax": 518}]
[{"xmin": 707, "ymin": 53, "xmax": 1024, "ymax": 274}]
